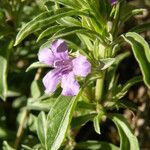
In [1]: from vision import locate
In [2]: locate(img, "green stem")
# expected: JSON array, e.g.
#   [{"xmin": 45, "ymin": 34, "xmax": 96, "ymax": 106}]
[{"xmin": 95, "ymin": 72, "xmax": 105, "ymax": 102}]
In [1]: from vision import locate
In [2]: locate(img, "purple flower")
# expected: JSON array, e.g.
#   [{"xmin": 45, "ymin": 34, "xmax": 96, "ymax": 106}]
[
  {"xmin": 38, "ymin": 39, "xmax": 91, "ymax": 96},
  {"xmin": 111, "ymin": 0, "xmax": 117, "ymax": 4}
]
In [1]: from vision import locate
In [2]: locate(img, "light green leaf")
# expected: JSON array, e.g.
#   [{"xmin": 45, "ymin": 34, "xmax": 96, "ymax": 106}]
[
  {"xmin": 37, "ymin": 111, "xmax": 47, "ymax": 146},
  {"xmin": 46, "ymin": 92, "xmax": 81, "ymax": 150},
  {"xmin": 21, "ymin": 145, "xmax": 33, "ymax": 150},
  {"xmin": 26, "ymin": 62, "xmax": 49, "ymax": 72},
  {"xmin": 57, "ymin": 16, "xmax": 81, "ymax": 27},
  {"xmin": 93, "ymin": 110, "xmax": 104, "ymax": 134},
  {"xmin": 99, "ymin": 58, "xmax": 115, "ymax": 70},
  {"xmin": 93, "ymin": 115, "xmax": 101, "ymax": 134},
  {"xmin": 111, "ymin": 114, "xmax": 139, "ymax": 150},
  {"xmin": 75, "ymin": 140, "xmax": 119, "ymax": 150},
  {"xmin": 0, "ymin": 49, "xmax": 7, "ymax": 100},
  {"xmin": 3, "ymin": 141, "xmax": 15, "ymax": 150},
  {"xmin": 0, "ymin": 40, "xmax": 13, "ymax": 101},
  {"xmin": 31, "ymin": 80, "xmax": 44, "ymax": 99},
  {"xmin": 27, "ymin": 94, "xmax": 57, "ymax": 111},
  {"xmin": 123, "ymin": 32, "xmax": 150, "ymax": 88}
]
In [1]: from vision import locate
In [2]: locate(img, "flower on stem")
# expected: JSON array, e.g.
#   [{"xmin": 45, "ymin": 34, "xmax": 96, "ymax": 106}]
[{"xmin": 38, "ymin": 39, "xmax": 91, "ymax": 96}]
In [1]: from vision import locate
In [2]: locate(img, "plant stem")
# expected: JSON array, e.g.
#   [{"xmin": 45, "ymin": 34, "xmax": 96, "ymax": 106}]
[
  {"xmin": 95, "ymin": 72, "xmax": 105, "ymax": 102},
  {"xmin": 14, "ymin": 110, "xmax": 29, "ymax": 149}
]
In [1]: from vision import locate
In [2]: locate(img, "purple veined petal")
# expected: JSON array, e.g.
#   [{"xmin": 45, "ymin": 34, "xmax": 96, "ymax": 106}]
[
  {"xmin": 72, "ymin": 55, "xmax": 91, "ymax": 77},
  {"xmin": 51, "ymin": 39, "xmax": 69, "ymax": 60},
  {"xmin": 38, "ymin": 48, "xmax": 54, "ymax": 66},
  {"xmin": 61, "ymin": 72, "xmax": 80, "ymax": 96},
  {"xmin": 42, "ymin": 68, "xmax": 61, "ymax": 94},
  {"xmin": 51, "ymin": 39, "xmax": 67, "ymax": 52}
]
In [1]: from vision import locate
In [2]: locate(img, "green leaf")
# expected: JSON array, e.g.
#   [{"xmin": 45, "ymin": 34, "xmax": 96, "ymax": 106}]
[
  {"xmin": 21, "ymin": 145, "xmax": 33, "ymax": 150},
  {"xmin": 0, "ymin": 50, "xmax": 7, "ymax": 100},
  {"xmin": 93, "ymin": 110, "xmax": 104, "ymax": 134},
  {"xmin": 121, "ymin": 9, "xmax": 145, "ymax": 26},
  {"xmin": 123, "ymin": 32, "xmax": 150, "ymax": 88},
  {"xmin": 26, "ymin": 62, "xmax": 49, "ymax": 72},
  {"xmin": 110, "ymin": 114, "xmax": 139, "ymax": 150},
  {"xmin": 75, "ymin": 140, "xmax": 119, "ymax": 150},
  {"xmin": 21, "ymin": 144, "xmax": 45, "ymax": 150},
  {"xmin": 114, "ymin": 76, "xmax": 142, "ymax": 100},
  {"xmin": 57, "ymin": 16, "xmax": 81, "ymax": 26},
  {"xmin": 129, "ymin": 23, "xmax": 150, "ymax": 33},
  {"xmin": 27, "ymin": 95, "xmax": 57, "ymax": 111},
  {"xmin": 71, "ymin": 113, "xmax": 97, "ymax": 128},
  {"xmin": 31, "ymin": 80, "xmax": 44, "ymax": 99},
  {"xmin": 15, "ymin": 8, "xmax": 92, "ymax": 45},
  {"xmin": 99, "ymin": 58, "xmax": 115, "ymax": 70},
  {"xmin": 105, "ymin": 52, "xmax": 130, "ymax": 91},
  {"xmin": 77, "ymin": 101, "xmax": 96, "ymax": 110},
  {"xmin": 0, "ymin": 40, "xmax": 13, "ymax": 101},
  {"xmin": 37, "ymin": 111, "xmax": 47, "ymax": 146},
  {"xmin": 46, "ymin": 92, "xmax": 82, "ymax": 150},
  {"xmin": 117, "ymin": 99, "xmax": 137, "ymax": 111},
  {"xmin": 51, "ymin": 26, "xmax": 105, "ymax": 44},
  {"xmin": 37, "ymin": 25, "xmax": 66, "ymax": 42},
  {"xmin": 93, "ymin": 116, "xmax": 101, "ymax": 134},
  {"xmin": 43, "ymin": 0, "xmax": 82, "ymax": 9},
  {"xmin": 3, "ymin": 141, "xmax": 15, "ymax": 150}
]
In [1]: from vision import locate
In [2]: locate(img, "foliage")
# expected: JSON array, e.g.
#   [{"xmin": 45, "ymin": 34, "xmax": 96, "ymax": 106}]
[{"xmin": 0, "ymin": 0, "xmax": 150, "ymax": 150}]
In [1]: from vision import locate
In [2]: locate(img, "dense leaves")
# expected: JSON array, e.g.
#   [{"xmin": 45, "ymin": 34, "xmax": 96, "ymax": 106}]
[{"xmin": 0, "ymin": 0, "xmax": 150, "ymax": 150}]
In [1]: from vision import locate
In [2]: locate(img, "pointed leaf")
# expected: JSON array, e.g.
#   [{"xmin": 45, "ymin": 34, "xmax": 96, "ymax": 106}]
[
  {"xmin": 51, "ymin": 26, "xmax": 105, "ymax": 44},
  {"xmin": 46, "ymin": 92, "xmax": 82, "ymax": 150},
  {"xmin": 99, "ymin": 58, "xmax": 115, "ymax": 70},
  {"xmin": 3, "ymin": 141, "xmax": 15, "ymax": 150},
  {"xmin": 71, "ymin": 113, "xmax": 97, "ymax": 128},
  {"xmin": 37, "ymin": 25, "xmax": 66, "ymax": 42},
  {"xmin": 93, "ymin": 110, "xmax": 104, "ymax": 134},
  {"xmin": 31, "ymin": 80, "xmax": 44, "ymax": 99},
  {"xmin": 0, "ymin": 40, "xmax": 13, "ymax": 101},
  {"xmin": 26, "ymin": 62, "xmax": 48, "ymax": 72},
  {"xmin": 15, "ymin": 8, "xmax": 90, "ymax": 45},
  {"xmin": 110, "ymin": 114, "xmax": 139, "ymax": 150},
  {"xmin": 37, "ymin": 111, "xmax": 47, "ymax": 146},
  {"xmin": 123, "ymin": 32, "xmax": 150, "ymax": 88},
  {"xmin": 114, "ymin": 76, "xmax": 142, "ymax": 100}
]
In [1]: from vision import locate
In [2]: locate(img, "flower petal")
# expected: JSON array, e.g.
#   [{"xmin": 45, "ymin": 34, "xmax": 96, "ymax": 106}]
[
  {"xmin": 43, "ymin": 69, "xmax": 61, "ymax": 93},
  {"xmin": 61, "ymin": 72, "xmax": 80, "ymax": 96},
  {"xmin": 51, "ymin": 39, "xmax": 67, "ymax": 52},
  {"xmin": 111, "ymin": 0, "xmax": 117, "ymax": 4},
  {"xmin": 38, "ymin": 48, "xmax": 54, "ymax": 66},
  {"xmin": 72, "ymin": 55, "xmax": 91, "ymax": 77},
  {"xmin": 51, "ymin": 39, "xmax": 68, "ymax": 60}
]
